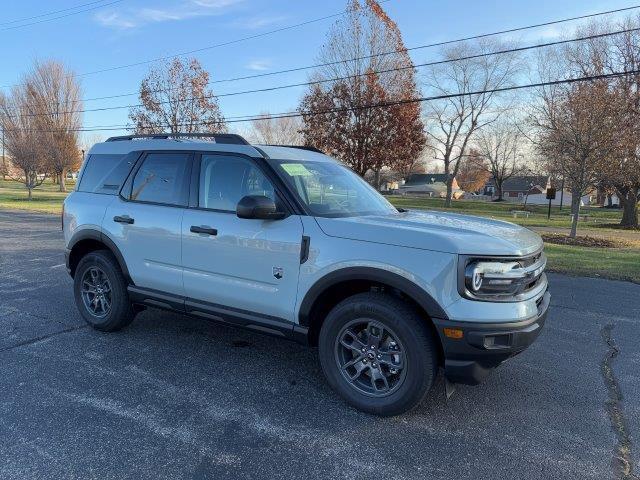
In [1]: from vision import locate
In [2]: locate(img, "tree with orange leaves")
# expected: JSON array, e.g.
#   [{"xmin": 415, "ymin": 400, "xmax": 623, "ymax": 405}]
[{"xmin": 299, "ymin": 0, "xmax": 425, "ymax": 189}]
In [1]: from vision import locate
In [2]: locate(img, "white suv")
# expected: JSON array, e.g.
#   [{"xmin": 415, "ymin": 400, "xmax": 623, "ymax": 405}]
[{"xmin": 63, "ymin": 133, "xmax": 549, "ymax": 416}]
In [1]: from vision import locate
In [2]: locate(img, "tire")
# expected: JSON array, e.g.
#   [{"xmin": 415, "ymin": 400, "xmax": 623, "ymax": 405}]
[
  {"xmin": 318, "ymin": 292, "xmax": 438, "ymax": 416},
  {"xmin": 73, "ymin": 250, "xmax": 134, "ymax": 332}
]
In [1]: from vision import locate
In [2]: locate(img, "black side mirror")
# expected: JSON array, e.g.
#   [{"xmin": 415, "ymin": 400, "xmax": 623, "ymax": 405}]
[{"xmin": 236, "ymin": 195, "xmax": 286, "ymax": 220}]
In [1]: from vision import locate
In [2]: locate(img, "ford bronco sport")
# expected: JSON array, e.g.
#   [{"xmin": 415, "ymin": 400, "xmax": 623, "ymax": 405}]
[{"xmin": 63, "ymin": 133, "xmax": 549, "ymax": 416}]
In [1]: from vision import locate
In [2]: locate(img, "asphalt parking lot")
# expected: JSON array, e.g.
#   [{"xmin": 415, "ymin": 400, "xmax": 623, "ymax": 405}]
[{"xmin": 1, "ymin": 210, "xmax": 639, "ymax": 480}]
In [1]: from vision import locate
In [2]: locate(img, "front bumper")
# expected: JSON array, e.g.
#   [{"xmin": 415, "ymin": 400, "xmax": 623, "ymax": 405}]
[{"xmin": 433, "ymin": 290, "xmax": 550, "ymax": 385}]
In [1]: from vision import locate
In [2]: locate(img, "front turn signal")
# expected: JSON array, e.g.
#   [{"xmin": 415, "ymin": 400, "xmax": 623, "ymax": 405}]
[{"xmin": 443, "ymin": 328, "xmax": 463, "ymax": 340}]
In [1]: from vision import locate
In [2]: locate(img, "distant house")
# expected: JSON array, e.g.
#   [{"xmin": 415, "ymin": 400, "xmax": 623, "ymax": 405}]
[
  {"xmin": 399, "ymin": 173, "xmax": 464, "ymax": 198},
  {"xmin": 483, "ymin": 176, "xmax": 550, "ymax": 200},
  {"xmin": 483, "ymin": 175, "xmax": 592, "ymax": 206}
]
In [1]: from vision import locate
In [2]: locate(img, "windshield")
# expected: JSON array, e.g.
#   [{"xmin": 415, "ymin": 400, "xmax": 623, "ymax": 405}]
[{"xmin": 272, "ymin": 159, "xmax": 398, "ymax": 218}]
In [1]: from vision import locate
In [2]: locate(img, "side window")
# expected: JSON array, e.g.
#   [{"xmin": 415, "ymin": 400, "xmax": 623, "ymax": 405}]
[
  {"xmin": 199, "ymin": 155, "xmax": 275, "ymax": 211},
  {"xmin": 78, "ymin": 154, "xmax": 131, "ymax": 194},
  {"xmin": 130, "ymin": 152, "xmax": 191, "ymax": 206}
]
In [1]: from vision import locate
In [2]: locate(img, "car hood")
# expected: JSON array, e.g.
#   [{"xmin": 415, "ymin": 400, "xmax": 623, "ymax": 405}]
[{"xmin": 315, "ymin": 210, "xmax": 543, "ymax": 256}]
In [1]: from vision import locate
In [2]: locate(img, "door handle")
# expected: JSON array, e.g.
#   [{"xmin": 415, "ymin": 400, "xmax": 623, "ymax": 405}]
[
  {"xmin": 113, "ymin": 215, "xmax": 134, "ymax": 224},
  {"xmin": 190, "ymin": 225, "xmax": 218, "ymax": 236}
]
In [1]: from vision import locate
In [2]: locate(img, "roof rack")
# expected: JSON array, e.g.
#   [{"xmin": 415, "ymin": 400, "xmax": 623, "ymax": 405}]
[
  {"xmin": 265, "ymin": 144, "xmax": 324, "ymax": 154},
  {"xmin": 105, "ymin": 133, "xmax": 249, "ymax": 145}
]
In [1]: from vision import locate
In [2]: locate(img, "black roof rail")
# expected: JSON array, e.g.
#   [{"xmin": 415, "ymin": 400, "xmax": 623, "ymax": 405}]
[
  {"xmin": 105, "ymin": 133, "xmax": 249, "ymax": 145},
  {"xmin": 264, "ymin": 144, "xmax": 324, "ymax": 154}
]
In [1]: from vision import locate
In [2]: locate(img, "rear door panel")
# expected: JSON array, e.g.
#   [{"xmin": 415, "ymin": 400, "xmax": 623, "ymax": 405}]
[{"xmin": 104, "ymin": 197, "xmax": 185, "ymax": 295}]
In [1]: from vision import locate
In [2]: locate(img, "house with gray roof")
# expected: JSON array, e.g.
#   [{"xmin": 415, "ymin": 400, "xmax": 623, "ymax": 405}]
[{"xmin": 399, "ymin": 173, "xmax": 464, "ymax": 198}]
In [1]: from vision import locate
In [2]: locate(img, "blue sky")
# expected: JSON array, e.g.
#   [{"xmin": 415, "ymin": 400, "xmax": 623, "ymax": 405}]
[{"xmin": 0, "ymin": 0, "xmax": 634, "ymax": 143}]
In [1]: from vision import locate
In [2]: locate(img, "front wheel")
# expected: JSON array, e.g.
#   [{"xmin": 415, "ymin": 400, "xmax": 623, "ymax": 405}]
[{"xmin": 318, "ymin": 292, "xmax": 438, "ymax": 416}]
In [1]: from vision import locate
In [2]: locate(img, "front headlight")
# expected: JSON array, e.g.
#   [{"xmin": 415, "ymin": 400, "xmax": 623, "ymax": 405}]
[{"xmin": 460, "ymin": 252, "xmax": 547, "ymax": 301}]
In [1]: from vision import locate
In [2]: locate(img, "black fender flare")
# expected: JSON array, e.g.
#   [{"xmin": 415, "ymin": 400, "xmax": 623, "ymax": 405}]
[
  {"xmin": 298, "ymin": 267, "xmax": 449, "ymax": 327},
  {"xmin": 67, "ymin": 229, "xmax": 133, "ymax": 284}
]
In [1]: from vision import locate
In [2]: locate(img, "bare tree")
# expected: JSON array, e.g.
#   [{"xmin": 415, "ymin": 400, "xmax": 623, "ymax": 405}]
[
  {"xmin": 27, "ymin": 61, "xmax": 82, "ymax": 192},
  {"xmin": 532, "ymin": 61, "xmax": 616, "ymax": 237},
  {"xmin": 600, "ymin": 18, "xmax": 640, "ymax": 227},
  {"xmin": 247, "ymin": 113, "xmax": 303, "ymax": 145},
  {"xmin": 129, "ymin": 58, "xmax": 227, "ymax": 134},
  {"xmin": 556, "ymin": 18, "xmax": 640, "ymax": 228},
  {"xmin": 424, "ymin": 40, "xmax": 521, "ymax": 206},
  {"xmin": 475, "ymin": 121, "xmax": 523, "ymax": 200},
  {"xmin": 0, "ymin": 86, "xmax": 47, "ymax": 199},
  {"xmin": 299, "ymin": 0, "xmax": 425, "ymax": 187}
]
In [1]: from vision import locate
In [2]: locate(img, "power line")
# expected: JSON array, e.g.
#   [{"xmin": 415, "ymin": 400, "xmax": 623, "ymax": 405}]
[
  {"xmin": 16, "ymin": 26, "xmax": 640, "ymax": 118},
  {"xmin": 0, "ymin": 0, "xmax": 124, "ymax": 32},
  {"xmin": 15, "ymin": 69, "xmax": 640, "ymax": 133},
  {"xmin": 0, "ymin": 0, "xmax": 113, "ymax": 26},
  {"xmin": 0, "ymin": 1, "xmax": 389, "ymax": 90},
  {"xmin": 1, "ymin": 1, "xmax": 635, "ymax": 90}
]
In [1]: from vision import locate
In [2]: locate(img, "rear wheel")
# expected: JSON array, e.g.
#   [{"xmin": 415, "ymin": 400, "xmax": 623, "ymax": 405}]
[
  {"xmin": 319, "ymin": 292, "xmax": 438, "ymax": 416},
  {"xmin": 74, "ymin": 250, "xmax": 134, "ymax": 332}
]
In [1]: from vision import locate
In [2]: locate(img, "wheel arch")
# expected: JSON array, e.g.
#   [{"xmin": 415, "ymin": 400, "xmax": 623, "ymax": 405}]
[
  {"xmin": 298, "ymin": 267, "xmax": 448, "ymax": 352},
  {"xmin": 67, "ymin": 229, "xmax": 133, "ymax": 284}
]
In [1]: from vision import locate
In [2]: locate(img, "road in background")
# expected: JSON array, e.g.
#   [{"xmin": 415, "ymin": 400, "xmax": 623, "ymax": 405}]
[{"xmin": 1, "ymin": 210, "xmax": 639, "ymax": 480}]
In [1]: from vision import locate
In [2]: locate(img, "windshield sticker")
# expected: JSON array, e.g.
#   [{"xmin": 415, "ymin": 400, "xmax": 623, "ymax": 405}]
[{"xmin": 282, "ymin": 163, "xmax": 312, "ymax": 176}]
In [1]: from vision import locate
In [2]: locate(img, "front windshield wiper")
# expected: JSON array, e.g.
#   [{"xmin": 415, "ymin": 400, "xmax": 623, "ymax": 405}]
[{"xmin": 396, "ymin": 207, "xmax": 408, "ymax": 213}]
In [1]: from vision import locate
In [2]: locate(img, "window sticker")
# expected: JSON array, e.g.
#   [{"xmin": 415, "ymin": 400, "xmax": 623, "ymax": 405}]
[{"xmin": 281, "ymin": 163, "xmax": 312, "ymax": 176}]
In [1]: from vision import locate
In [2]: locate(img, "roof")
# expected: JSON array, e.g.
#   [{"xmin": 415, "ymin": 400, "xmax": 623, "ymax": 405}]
[
  {"xmin": 401, "ymin": 183, "xmax": 448, "ymax": 194},
  {"xmin": 488, "ymin": 175, "xmax": 549, "ymax": 192},
  {"xmin": 87, "ymin": 134, "xmax": 335, "ymax": 163},
  {"xmin": 403, "ymin": 173, "xmax": 451, "ymax": 186}
]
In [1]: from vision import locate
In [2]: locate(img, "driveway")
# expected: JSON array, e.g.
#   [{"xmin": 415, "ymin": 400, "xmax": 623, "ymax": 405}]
[{"xmin": 1, "ymin": 210, "xmax": 639, "ymax": 480}]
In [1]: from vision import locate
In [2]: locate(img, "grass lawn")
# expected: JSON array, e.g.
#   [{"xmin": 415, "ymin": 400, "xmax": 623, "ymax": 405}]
[
  {"xmin": 0, "ymin": 179, "xmax": 73, "ymax": 214},
  {"xmin": 544, "ymin": 243, "xmax": 640, "ymax": 283},
  {"xmin": 1, "ymin": 180, "xmax": 638, "ymax": 283}
]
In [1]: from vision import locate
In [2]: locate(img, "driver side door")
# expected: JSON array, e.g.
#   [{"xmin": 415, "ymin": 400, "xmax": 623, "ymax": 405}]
[{"xmin": 181, "ymin": 153, "xmax": 304, "ymax": 324}]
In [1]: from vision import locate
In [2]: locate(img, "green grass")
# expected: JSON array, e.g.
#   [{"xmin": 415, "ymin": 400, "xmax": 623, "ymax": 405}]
[
  {"xmin": 0, "ymin": 178, "xmax": 73, "ymax": 214},
  {"xmin": 544, "ymin": 243, "xmax": 640, "ymax": 283},
  {"xmin": 388, "ymin": 195, "xmax": 623, "ymax": 230}
]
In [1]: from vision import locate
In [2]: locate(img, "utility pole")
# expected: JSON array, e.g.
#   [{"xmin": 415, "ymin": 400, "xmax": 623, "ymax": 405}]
[{"xmin": 1, "ymin": 127, "xmax": 5, "ymax": 181}]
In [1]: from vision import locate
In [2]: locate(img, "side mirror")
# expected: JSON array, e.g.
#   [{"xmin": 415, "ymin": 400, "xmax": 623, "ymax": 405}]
[{"xmin": 236, "ymin": 195, "xmax": 286, "ymax": 220}]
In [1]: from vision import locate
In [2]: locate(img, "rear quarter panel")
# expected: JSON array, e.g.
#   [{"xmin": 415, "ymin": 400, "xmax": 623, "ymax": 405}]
[{"xmin": 63, "ymin": 192, "xmax": 115, "ymax": 246}]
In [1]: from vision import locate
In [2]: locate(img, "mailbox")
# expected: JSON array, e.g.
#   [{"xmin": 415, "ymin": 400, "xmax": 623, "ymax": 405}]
[{"xmin": 546, "ymin": 188, "xmax": 557, "ymax": 200}]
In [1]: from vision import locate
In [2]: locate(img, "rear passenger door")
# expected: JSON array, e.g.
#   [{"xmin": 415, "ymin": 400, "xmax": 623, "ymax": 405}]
[
  {"xmin": 103, "ymin": 151, "xmax": 192, "ymax": 296},
  {"xmin": 181, "ymin": 153, "xmax": 303, "ymax": 323}
]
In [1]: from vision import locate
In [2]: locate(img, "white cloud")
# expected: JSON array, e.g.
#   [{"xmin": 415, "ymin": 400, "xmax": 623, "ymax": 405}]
[
  {"xmin": 95, "ymin": 0, "xmax": 244, "ymax": 29},
  {"xmin": 245, "ymin": 59, "xmax": 272, "ymax": 71},
  {"xmin": 235, "ymin": 14, "xmax": 288, "ymax": 30}
]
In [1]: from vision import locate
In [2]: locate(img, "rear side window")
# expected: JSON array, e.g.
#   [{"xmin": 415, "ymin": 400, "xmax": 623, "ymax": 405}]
[
  {"xmin": 130, "ymin": 152, "xmax": 191, "ymax": 206},
  {"xmin": 77, "ymin": 154, "xmax": 132, "ymax": 194}
]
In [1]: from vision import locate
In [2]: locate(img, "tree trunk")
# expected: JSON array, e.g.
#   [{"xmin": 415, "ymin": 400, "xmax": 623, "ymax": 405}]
[
  {"xmin": 373, "ymin": 169, "xmax": 381, "ymax": 191},
  {"xmin": 444, "ymin": 179, "xmax": 453, "ymax": 207},
  {"xmin": 59, "ymin": 171, "xmax": 66, "ymax": 192},
  {"xmin": 618, "ymin": 188, "xmax": 639, "ymax": 228},
  {"xmin": 569, "ymin": 194, "xmax": 581, "ymax": 238},
  {"xmin": 496, "ymin": 184, "xmax": 503, "ymax": 201}
]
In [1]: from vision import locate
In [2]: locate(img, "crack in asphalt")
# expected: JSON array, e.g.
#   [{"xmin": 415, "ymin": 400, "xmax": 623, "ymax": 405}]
[
  {"xmin": 601, "ymin": 324, "xmax": 637, "ymax": 480},
  {"xmin": 0, "ymin": 324, "xmax": 89, "ymax": 354}
]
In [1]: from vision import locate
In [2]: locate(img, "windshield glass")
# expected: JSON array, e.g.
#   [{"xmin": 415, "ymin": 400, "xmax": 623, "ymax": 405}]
[{"xmin": 272, "ymin": 159, "xmax": 398, "ymax": 218}]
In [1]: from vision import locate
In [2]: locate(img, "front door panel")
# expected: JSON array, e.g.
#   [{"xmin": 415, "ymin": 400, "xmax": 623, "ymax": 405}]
[
  {"xmin": 182, "ymin": 211, "xmax": 303, "ymax": 321},
  {"xmin": 181, "ymin": 153, "xmax": 303, "ymax": 322}
]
